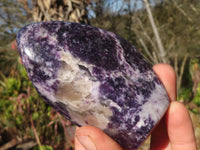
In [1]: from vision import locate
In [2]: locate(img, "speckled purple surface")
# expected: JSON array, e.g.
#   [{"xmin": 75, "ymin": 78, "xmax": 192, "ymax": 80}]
[{"xmin": 16, "ymin": 21, "xmax": 169, "ymax": 150}]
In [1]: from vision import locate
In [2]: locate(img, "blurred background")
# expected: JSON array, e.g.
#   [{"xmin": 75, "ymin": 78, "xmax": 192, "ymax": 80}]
[{"xmin": 0, "ymin": 0, "xmax": 200, "ymax": 149}]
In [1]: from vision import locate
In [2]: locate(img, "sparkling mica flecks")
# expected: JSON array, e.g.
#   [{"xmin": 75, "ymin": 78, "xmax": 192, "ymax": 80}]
[{"xmin": 16, "ymin": 21, "xmax": 170, "ymax": 150}]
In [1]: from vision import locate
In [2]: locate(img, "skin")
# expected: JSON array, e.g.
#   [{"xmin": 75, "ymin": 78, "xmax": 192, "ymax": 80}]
[{"xmin": 74, "ymin": 64, "xmax": 197, "ymax": 150}]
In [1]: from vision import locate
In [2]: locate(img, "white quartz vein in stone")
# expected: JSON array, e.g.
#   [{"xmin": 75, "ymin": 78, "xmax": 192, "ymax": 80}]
[
  {"xmin": 135, "ymin": 83, "xmax": 168, "ymax": 128},
  {"xmin": 54, "ymin": 50, "xmax": 114, "ymax": 129}
]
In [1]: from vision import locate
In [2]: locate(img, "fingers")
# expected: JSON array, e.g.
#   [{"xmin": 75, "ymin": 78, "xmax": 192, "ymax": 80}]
[
  {"xmin": 151, "ymin": 64, "xmax": 197, "ymax": 150},
  {"xmin": 166, "ymin": 101, "xmax": 197, "ymax": 150},
  {"xmin": 75, "ymin": 125, "xmax": 123, "ymax": 150},
  {"xmin": 75, "ymin": 127, "xmax": 87, "ymax": 150},
  {"xmin": 153, "ymin": 63, "xmax": 177, "ymax": 102},
  {"xmin": 150, "ymin": 64, "xmax": 177, "ymax": 149}
]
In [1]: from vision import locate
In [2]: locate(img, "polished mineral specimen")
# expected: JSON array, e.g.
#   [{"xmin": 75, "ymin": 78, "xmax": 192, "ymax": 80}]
[{"xmin": 16, "ymin": 21, "xmax": 169, "ymax": 150}]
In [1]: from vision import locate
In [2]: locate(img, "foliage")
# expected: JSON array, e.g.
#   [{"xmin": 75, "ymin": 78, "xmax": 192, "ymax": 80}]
[
  {"xmin": 0, "ymin": 43, "xmax": 19, "ymax": 76},
  {"xmin": 0, "ymin": 61, "xmax": 74, "ymax": 149},
  {"xmin": 0, "ymin": 0, "xmax": 31, "ymax": 46},
  {"xmin": 192, "ymin": 83, "xmax": 200, "ymax": 107},
  {"xmin": 33, "ymin": 145, "xmax": 54, "ymax": 150},
  {"xmin": 178, "ymin": 87, "xmax": 192, "ymax": 102}
]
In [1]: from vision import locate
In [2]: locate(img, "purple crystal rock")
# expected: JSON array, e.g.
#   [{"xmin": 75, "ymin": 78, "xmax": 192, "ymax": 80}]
[{"xmin": 16, "ymin": 21, "xmax": 169, "ymax": 150}]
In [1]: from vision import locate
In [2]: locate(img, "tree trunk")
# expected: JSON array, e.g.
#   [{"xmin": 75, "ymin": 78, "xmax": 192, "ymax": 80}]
[{"xmin": 21, "ymin": 0, "xmax": 90, "ymax": 24}]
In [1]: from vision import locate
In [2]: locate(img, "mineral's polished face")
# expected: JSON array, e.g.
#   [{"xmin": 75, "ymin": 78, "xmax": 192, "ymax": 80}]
[{"xmin": 16, "ymin": 21, "xmax": 169, "ymax": 150}]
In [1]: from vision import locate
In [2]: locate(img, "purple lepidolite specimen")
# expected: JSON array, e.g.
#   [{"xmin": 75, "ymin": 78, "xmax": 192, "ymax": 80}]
[{"xmin": 16, "ymin": 21, "xmax": 169, "ymax": 150}]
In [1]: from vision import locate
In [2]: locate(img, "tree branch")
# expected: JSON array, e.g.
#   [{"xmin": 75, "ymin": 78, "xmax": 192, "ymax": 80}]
[{"xmin": 143, "ymin": 0, "xmax": 169, "ymax": 63}]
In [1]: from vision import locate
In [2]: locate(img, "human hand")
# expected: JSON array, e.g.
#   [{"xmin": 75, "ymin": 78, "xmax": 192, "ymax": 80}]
[{"xmin": 74, "ymin": 64, "xmax": 197, "ymax": 150}]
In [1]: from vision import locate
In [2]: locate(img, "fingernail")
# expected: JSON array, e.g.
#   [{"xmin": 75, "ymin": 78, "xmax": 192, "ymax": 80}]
[{"xmin": 76, "ymin": 135, "xmax": 97, "ymax": 150}]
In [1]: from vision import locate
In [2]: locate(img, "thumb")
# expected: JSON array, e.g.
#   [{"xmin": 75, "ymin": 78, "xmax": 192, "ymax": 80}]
[{"xmin": 75, "ymin": 125, "xmax": 123, "ymax": 150}]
